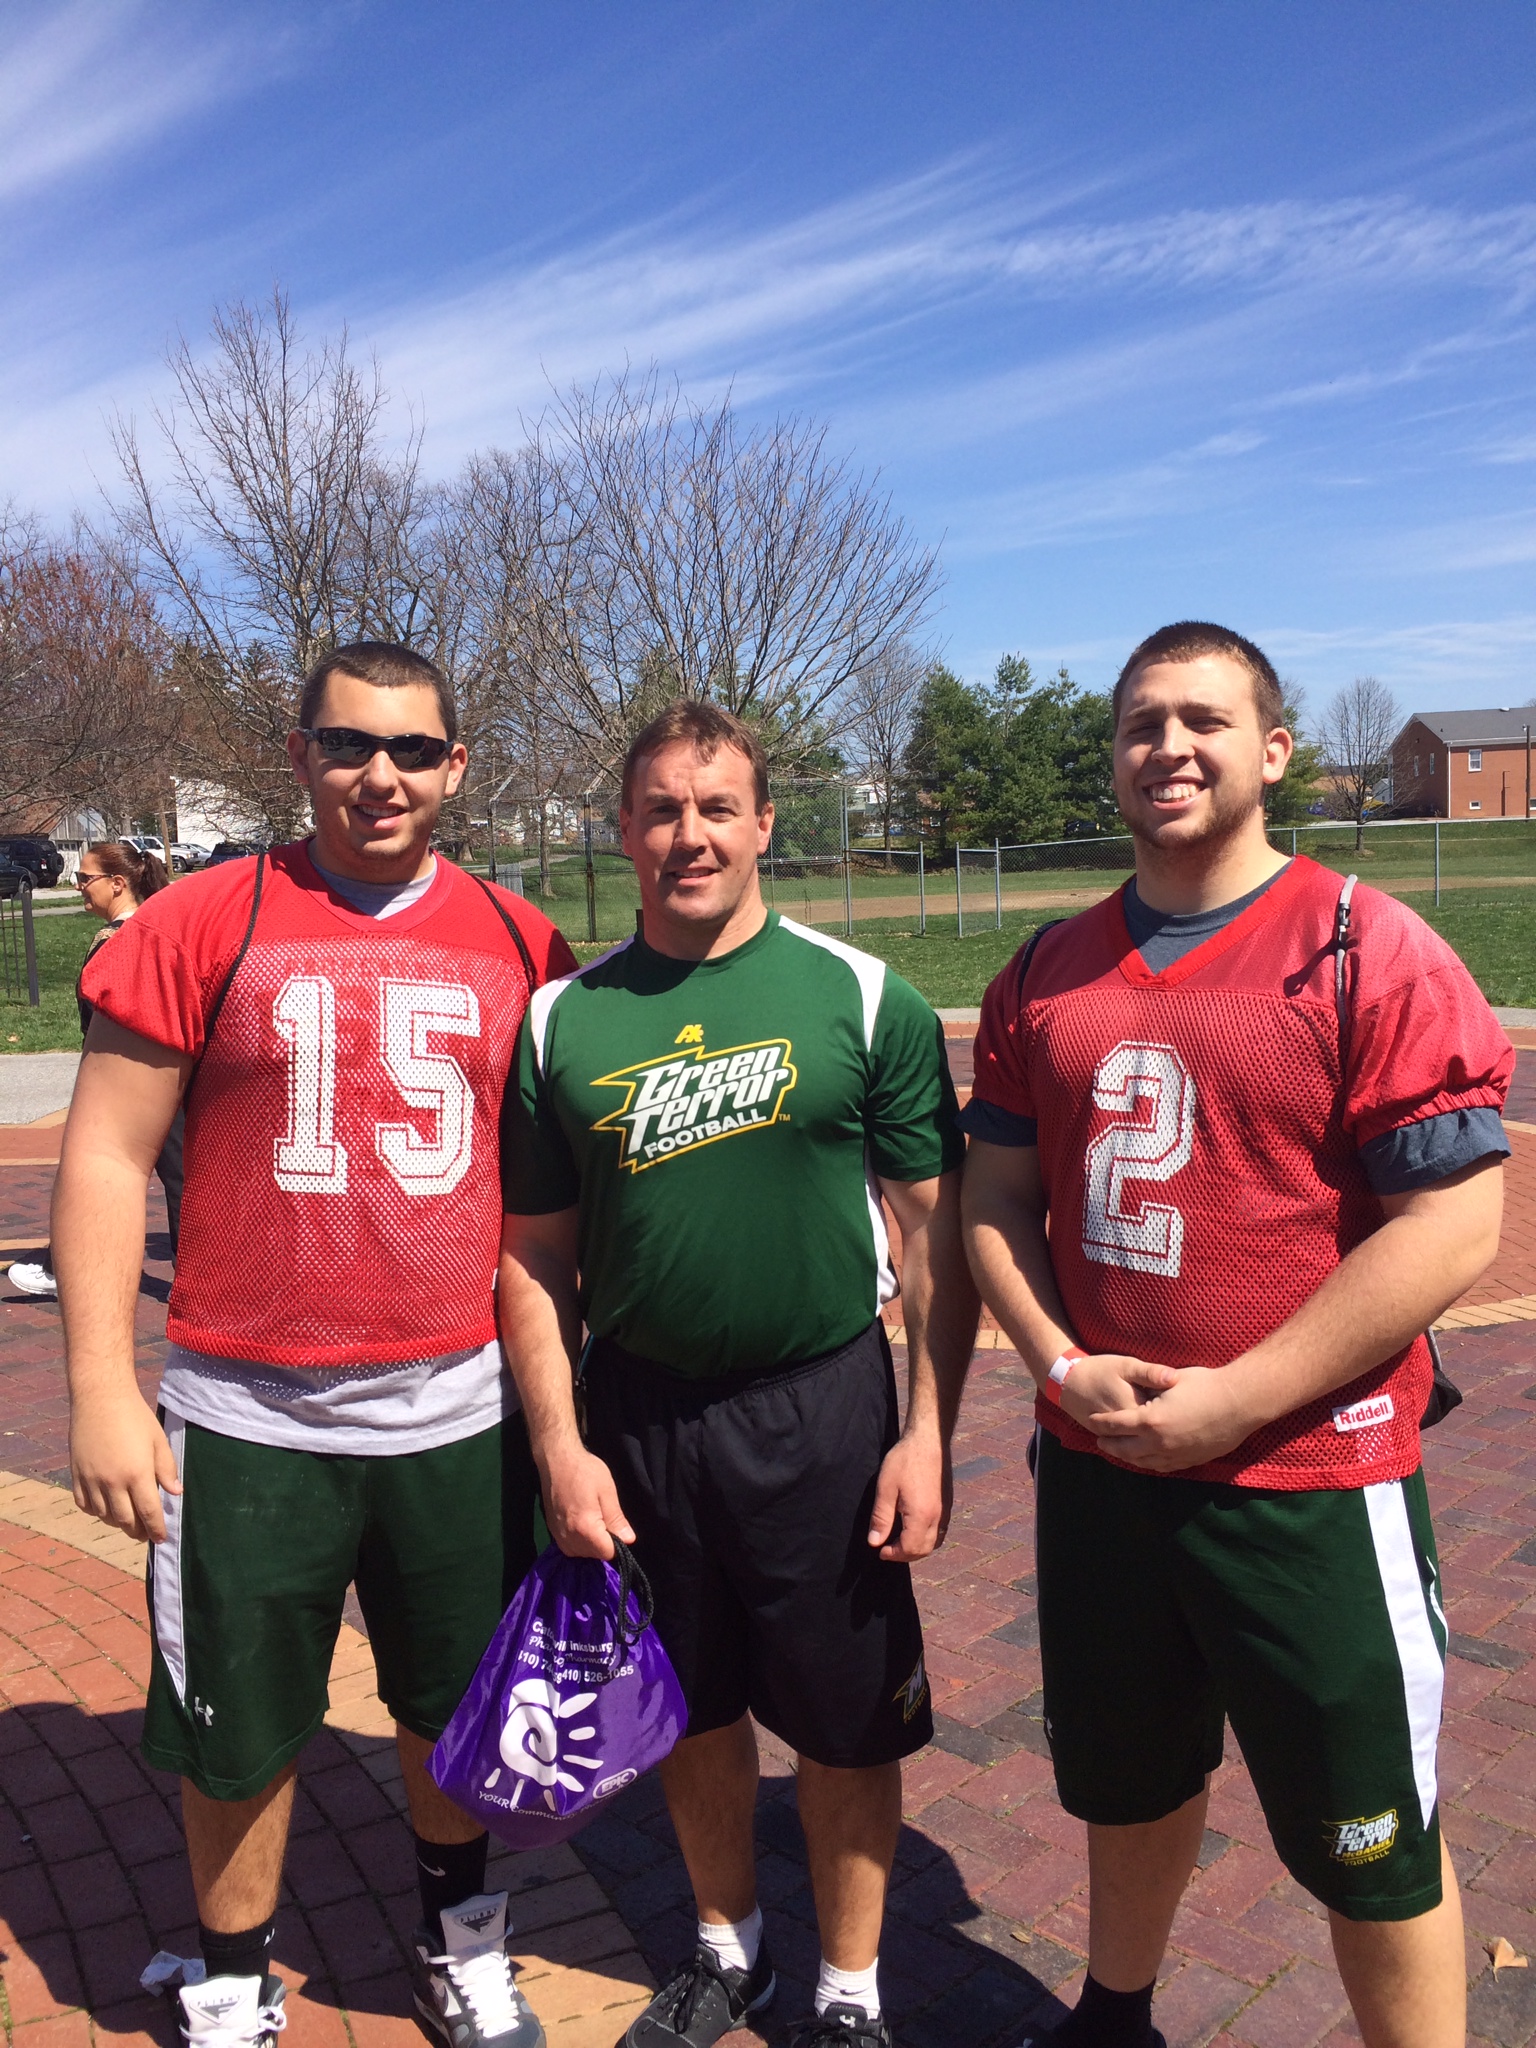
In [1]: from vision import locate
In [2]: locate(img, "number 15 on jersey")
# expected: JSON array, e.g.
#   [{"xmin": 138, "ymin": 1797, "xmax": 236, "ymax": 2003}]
[{"xmin": 273, "ymin": 973, "xmax": 481, "ymax": 1198}]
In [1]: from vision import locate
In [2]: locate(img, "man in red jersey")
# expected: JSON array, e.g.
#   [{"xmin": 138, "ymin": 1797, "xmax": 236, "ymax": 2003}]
[
  {"xmin": 56, "ymin": 644, "xmax": 576, "ymax": 2048},
  {"xmin": 962, "ymin": 622, "xmax": 1511, "ymax": 2048}
]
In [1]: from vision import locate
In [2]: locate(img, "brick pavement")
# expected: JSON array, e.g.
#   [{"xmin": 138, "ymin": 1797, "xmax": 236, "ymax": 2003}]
[{"xmin": 3, "ymin": 1048, "xmax": 1536, "ymax": 2047}]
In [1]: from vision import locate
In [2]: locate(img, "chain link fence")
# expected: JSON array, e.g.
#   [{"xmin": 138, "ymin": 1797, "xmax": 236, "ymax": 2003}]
[{"xmin": 466, "ymin": 793, "xmax": 1536, "ymax": 945}]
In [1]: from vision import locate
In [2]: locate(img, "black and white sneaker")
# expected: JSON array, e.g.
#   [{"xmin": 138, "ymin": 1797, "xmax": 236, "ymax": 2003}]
[
  {"xmin": 617, "ymin": 1942, "xmax": 775, "ymax": 2046},
  {"xmin": 787, "ymin": 2006, "xmax": 891, "ymax": 2048},
  {"xmin": 411, "ymin": 1893, "xmax": 545, "ymax": 2048},
  {"xmin": 178, "ymin": 1974, "xmax": 287, "ymax": 2048}
]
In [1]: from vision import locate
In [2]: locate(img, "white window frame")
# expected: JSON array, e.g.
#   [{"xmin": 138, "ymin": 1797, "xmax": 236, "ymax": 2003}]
[{"xmin": 1469, "ymin": 748, "xmax": 1483, "ymax": 772}]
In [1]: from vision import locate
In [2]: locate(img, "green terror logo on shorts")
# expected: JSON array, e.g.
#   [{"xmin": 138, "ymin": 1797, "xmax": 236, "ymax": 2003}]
[
  {"xmin": 591, "ymin": 1030, "xmax": 798, "ymax": 1172},
  {"xmin": 1323, "ymin": 1809, "xmax": 1399, "ymax": 1864}
]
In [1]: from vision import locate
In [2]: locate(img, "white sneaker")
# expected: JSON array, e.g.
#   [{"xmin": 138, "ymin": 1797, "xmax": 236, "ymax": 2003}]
[
  {"xmin": 178, "ymin": 1974, "xmax": 286, "ymax": 2048},
  {"xmin": 411, "ymin": 1893, "xmax": 545, "ymax": 2048},
  {"xmin": 7, "ymin": 1261, "xmax": 57, "ymax": 1296}
]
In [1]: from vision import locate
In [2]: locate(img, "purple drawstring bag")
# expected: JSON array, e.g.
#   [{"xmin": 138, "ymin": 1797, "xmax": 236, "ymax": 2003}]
[{"xmin": 427, "ymin": 1537, "xmax": 686, "ymax": 1847}]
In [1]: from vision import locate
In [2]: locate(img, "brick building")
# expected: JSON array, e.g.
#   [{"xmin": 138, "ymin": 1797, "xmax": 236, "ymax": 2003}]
[{"xmin": 1390, "ymin": 708, "xmax": 1536, "ymax": 818}]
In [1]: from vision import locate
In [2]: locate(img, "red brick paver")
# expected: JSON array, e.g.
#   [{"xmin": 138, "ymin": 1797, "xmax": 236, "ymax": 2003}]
[
  {"xmin": 3, "ymin": 1046, "xmax": 1536, "ymax": 2046},
  {"xmin": 0, "ymin": 1510, "xmax": 650, "ymax": 2048}
]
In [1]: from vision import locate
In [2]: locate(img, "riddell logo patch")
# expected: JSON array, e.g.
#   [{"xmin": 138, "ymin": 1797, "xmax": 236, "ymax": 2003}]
[
  {"xmin": 1324, "ymin": 1810, "xmax": 1399, "ymax": 1864},
  {"xmin": 591, "ymin": 1038, "xmax": 797, "ymax": 1171},
  {"xmin": 1333, "ymin": 1393, "xmax": 1395, "ymax": 1433}
]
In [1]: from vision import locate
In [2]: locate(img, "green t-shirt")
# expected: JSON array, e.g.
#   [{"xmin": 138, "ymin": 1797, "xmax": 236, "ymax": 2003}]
[{"xmin": 500, "ymin": 912, "xmax": 964, "ymax": 1376}]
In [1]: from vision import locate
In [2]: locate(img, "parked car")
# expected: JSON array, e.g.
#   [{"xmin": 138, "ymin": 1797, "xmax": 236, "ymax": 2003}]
[
  {"xmin": 0, "ymin": 835, "xmax": 63, "ymax": 888},
  {"xmin": 123, "ymin": 834, "xmax": 167, "ymax": 860},
  {"xmin": 207, "ymin": 840, "xmax": 263, "ymax": 865},
  {"xmin": 0, "ymin": 863, "xmax": 33, "ymax": 900},
  {"xmin": 169, "ymin": 842, "xmax": 212, "ymax": 872}
]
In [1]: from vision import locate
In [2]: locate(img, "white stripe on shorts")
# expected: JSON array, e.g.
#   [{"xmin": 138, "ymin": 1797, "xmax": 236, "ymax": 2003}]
[
  {"xmin": 150, "ymin": 1409, "xmax": 189, "ymax": 1705},
  {"xmin": 1363, "ymin": 1479, "xmax": 1443, "ymax": 1830}
]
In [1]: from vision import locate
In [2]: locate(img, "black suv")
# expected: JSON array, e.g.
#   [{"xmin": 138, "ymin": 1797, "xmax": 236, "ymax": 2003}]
[
  {"xmin": 0, "ymin": 836, "xmax": 63, "ymax": 888},
  {"xmin": 207, "ymin": 840, "xmax": 263, "ymax": 865}
]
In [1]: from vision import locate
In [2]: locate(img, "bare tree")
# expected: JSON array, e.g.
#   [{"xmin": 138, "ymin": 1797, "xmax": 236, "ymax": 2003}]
[
  {"xmin": 449, "ymin": 446, "xmax": 603, "ymax": 887},
  {"xmin": 111, "ymin": 291, "xmax": 447, "ymax": 837},
  {"xmin": 0, "ymin": 533, "xmax": 180, "ymax": 830},
  {"xmin": 503, "ymin": 369, "xmax": 940, "ymax": 766},
  {"xmin": 843, "ymin": 639, "xmax": 927, "ymax": 856},
  {"xmin": 1318, "ymin": 676, "xmax": 1400, "ymax": 850}
]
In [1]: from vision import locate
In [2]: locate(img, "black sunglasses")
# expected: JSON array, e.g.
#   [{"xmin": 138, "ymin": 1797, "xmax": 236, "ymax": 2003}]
[{"xmin": 299, "ymin": 726, "xmax": 453, "ymax": 771}]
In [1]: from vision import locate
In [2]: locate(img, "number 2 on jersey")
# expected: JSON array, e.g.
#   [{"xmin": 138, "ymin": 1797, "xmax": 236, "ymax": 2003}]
[
  {"xmin": 273, "ymin": 974, "xmax": 481, "ymax": 1198},
  {"xmin": 1082, "ymin": 1041, "xmax": 1196, "ymax": 1277}
]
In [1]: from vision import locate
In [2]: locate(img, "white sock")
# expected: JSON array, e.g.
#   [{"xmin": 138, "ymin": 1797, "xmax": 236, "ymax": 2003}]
[
  {"xmin": 816, "ymin": 1957, "xmax": 880, "ymax": 2019},
  {"xmin": 697, "ymin": 1906, "xmax": 762, "ymax": 1973}
]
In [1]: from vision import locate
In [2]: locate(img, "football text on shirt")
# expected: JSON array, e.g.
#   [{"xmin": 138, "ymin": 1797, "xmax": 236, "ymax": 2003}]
[{"xmin": 590, "ymin": 1034, "xmax": 797, "ymax": 1172}]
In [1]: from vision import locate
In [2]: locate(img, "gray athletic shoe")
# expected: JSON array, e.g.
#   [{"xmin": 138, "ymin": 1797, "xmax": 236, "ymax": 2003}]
[
  {"xmin": 7, "ymin": 1260, "xmax": 57, "ymax": 1296},
  {"xmin": 178, "ymin": 1973, "xmax": 286, "ymax": 2048},
  {"xmin": 411, "ymin": 1893, "xmax": 545, "ymax": 2048},
  {"xmin": 617, "ymin": 1942, "xmax": 775, "ymax": 2046},
  {"xmin": 787, "ymin": 2006, "xmax": 891, "ymax": 2048}
]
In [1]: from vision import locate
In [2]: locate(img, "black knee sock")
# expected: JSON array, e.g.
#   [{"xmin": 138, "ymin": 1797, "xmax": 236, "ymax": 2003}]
[
  {"xmin": 1055, "ymin": 1973, "xmax": 1157, "ymax": 2048},
  {"xmin": 198, "ymin": 1915, "xmax": 276, "ymax": 1986},
  {"xmin": 415, "ymin": 1832, "xmax": 490, "ymax": 1947}
]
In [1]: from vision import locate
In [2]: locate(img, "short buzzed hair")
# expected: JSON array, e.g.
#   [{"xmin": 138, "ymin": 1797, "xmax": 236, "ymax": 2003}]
[
  {"xmin": 298, "ymin": 641, "xmax": 457, "ymax": 741},
  {"xmin": 621, "ymin": 699, "xmax": 771, "ymax": 812},
  {"xmin": 1113, "ymin": 621, "xmax": 1285, "ymax": 734}
]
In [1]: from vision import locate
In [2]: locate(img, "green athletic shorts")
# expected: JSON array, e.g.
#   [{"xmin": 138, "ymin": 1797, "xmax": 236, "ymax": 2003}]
[
  {"xmin": 1035, "ymin": 1431, "xmax": 1447, "ymax": 1921},
  {"xmin": 143, "ymin": 1413, "xmax": 540, "ymax": 1801}
]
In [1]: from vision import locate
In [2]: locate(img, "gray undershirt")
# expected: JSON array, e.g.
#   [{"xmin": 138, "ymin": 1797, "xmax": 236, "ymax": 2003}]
[
  {"xmin": 959, "ymin": 865, "xmax": 1510, "ymax": 1193},
  {"xmin": 309, "ymin": 846, "xmax": 439, "ymax": 917},
  {"xmin": 158, "ymin": 845, "xmax": 512, "ymax": 1455}
]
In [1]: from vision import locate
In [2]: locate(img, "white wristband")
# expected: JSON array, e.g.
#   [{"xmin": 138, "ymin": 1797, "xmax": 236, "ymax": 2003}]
[{"xmin": 1043, "ymin": 1346, "xmax": 1086, "ymax": 1406}]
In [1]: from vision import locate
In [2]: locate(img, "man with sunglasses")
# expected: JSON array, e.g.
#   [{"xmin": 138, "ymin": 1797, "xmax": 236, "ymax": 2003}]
[{"xmin": 56, "ymin": 643, "xmax": 576, "ymax": 2048}]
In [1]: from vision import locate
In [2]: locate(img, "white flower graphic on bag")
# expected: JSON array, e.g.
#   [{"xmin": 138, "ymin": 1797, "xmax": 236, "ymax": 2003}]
[{"xmin": 482, "ymin": 1678, "xmax": 603, "ymax": 1811}]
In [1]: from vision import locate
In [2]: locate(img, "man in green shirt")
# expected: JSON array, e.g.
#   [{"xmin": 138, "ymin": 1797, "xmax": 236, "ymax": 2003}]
[{"xmin": 498, "ymin": 701, "xmax": 978, "ymax": 2048}]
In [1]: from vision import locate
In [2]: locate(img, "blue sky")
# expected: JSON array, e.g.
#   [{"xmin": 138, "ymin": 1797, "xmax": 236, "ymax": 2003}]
[{"xmin": 3, "ymin": 1, "xmax": 1535, "ymax": 718}]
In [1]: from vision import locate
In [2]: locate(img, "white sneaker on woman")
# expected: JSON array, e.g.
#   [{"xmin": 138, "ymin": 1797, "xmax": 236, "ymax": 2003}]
[{"xmin": 7, "ymin": 1261, "xmax": 57, "ymax": 1296}]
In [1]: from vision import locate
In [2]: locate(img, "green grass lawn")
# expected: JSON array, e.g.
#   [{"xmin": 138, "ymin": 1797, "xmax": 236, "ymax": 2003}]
[
  {"xmin": 571, "ymin": 888, "xmax": 1536, "ymax": 1011},
  {"xmin": 1419, "ymin": 893, "xmax": 1536, "ymax": 1007},
  {"xmin": 10, "ymin": 882, "xmax": 1534, "ymax": 1057},
  {"xmin": 0, "ymin": 908, "xmax": 96, "ymax": 1051}
]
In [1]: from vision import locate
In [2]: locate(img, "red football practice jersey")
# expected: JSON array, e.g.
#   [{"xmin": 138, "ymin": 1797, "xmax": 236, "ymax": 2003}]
[
  {"xmin": 971, "ymin": 858, "xmax": 1513, "ymax": 1489},
  {"xmin": 81, "ymin": 846, "xmax": 577, "ymax": 1366}
]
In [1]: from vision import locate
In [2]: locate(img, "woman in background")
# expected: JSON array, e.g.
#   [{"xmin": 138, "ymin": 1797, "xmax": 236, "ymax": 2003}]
[{"xmin": 9, "ymin": 842, "xmax": 184, "ymax": 1296}]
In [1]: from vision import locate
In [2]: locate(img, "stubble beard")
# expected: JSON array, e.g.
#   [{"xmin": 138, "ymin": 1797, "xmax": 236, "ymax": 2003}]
[{"xmin": 1120, "ymin": 769, "xmax": 1266, "ymax": 858}]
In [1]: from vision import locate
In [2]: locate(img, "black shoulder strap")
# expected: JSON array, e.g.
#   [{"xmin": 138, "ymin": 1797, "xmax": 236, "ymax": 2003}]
[
  {"xmin": 471, "ymin": 873, "xmax": 539, "ymax": 990},
  {"xmin": 1012, "ymin": 917, "xmax": 1067, "ymax": 1005},
  {"xmin": 181, "ymin": 851, "xmax": 265, "ymax": 1106},
  {"xmin": 1328, "ymin": 871, "xmax": 1459, "ymax": 1429},
  {"xmin": 1333, "ymin": 871, "xmax": 1359, "ymax": 1059},
  {"xmin": 202, "ymin": 851, "xmax": 266, "ymax": 1046}
]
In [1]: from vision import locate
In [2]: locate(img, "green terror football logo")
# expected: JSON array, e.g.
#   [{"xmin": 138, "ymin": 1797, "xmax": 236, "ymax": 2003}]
[
  {"xmin": 591, "ymin": 1033, "xmax": 798, "ymax": 1172},
  {"xmin": 1323, "ymin": 1810, "xmax": 1399, "ymax": 1864}
]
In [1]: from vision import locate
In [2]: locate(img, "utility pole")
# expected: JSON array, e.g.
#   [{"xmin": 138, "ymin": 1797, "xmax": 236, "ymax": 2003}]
[{"xmin": 1526, "ymin": 722, "xmax": 1531, "ymax": 819}]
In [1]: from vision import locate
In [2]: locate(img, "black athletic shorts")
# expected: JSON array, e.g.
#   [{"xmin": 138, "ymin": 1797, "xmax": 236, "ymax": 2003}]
[{"xmin": 583, "ymin": 1319, "xmax": 933, "ymax": 1769}]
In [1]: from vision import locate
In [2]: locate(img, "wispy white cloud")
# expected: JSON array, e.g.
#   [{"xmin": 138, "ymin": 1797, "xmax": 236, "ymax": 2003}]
[
  {"xmin": 1263, "ymin": 615, "xmax": 1536, "ymax": 703},
  {"xmin": 1359, "ymin": 507, "xmax": 1536, "ymax": 575},
  {"xmin": 940, "ymin": 428, "xmax": 1272, "ymax": 558},
  {"xmin": 0, "ymin": 2, "xmax": 295, "ymax": 209},
  {"xmin": 357, "ymin": 167, "xmax": 1536, "ymax": 468}
]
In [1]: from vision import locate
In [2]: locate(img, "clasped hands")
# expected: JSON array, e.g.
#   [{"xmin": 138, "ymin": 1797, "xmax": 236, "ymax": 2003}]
[{"xmin": 1053, "ymin": 1351, "xmax": 1260, "ymax": 1473}]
